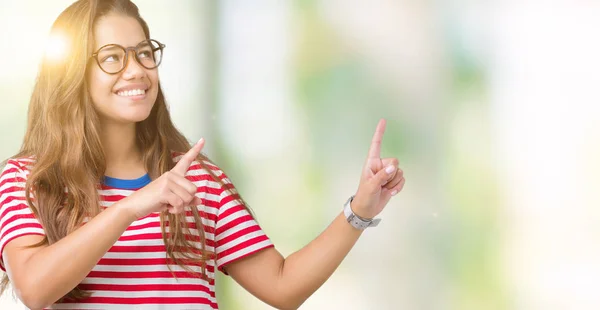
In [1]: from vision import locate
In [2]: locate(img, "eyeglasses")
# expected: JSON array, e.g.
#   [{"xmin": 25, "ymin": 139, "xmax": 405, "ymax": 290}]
[{"xmin": 90, "ymin": 39, "xmax": 165, "ymax": 74}]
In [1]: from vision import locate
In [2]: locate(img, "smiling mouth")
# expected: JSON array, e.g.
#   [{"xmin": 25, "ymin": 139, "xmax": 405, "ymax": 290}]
[{"xmin": 116, "ymin": 89, "xmax": 147, "ymax": 97}]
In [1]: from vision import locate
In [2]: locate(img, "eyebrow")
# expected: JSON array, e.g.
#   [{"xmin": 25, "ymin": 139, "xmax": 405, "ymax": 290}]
[
  {"xmin": 97, "ymin": 45, "xmax": 122, "ymax": 52},
  {"xmin": 95, "ymin": 40, "xmax": 152, "ymax": 52}
]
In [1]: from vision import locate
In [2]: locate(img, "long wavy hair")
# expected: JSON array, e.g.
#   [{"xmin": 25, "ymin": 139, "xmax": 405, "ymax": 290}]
[{"xmin": 1, "ymin": 0, "xmax": 248, "ymax": 302}]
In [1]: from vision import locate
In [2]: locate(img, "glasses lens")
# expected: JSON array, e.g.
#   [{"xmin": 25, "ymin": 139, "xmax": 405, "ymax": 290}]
[
  {"xmin": 96, "ymin": 45, "xmax": 126, "ymax": 74},
  {"xmin": 136, "ymin": 40, "xmax": 163, "ymax": 70}
]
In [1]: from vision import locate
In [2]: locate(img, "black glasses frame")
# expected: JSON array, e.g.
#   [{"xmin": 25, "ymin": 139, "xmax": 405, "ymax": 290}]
[{"xmin": 90, "ymin": 39, "xmax": 166, "ymax": 75}]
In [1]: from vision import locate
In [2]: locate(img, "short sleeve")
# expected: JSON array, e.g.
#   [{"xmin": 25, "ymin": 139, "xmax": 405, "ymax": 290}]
[
  {"xmin": 0, "ymin": 160, "xmax": 45, "ymax": 271},
  {"xmin": 212, "ymin": 168, "xmax": 274, "ymax": 274}
]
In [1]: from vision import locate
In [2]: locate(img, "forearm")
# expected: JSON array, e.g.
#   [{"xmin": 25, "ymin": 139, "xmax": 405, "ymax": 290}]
[
  {"xmin": 279, "ymin": 211, "xmax": 363, "ymax": 307},
  {"xmin": 23, "ymin": 202, "xmax": 135, "ymax": 308}
]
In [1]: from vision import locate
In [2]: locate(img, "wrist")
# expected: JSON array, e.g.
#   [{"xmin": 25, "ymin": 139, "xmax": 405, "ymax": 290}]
[
  {"xmin": 114, "ymin": 198, "xmax": 140, "ymax": 223},
  {"xmin": 343, "ymin": 195, "xmax": 381, "ymax": 229},
  {"xmin": 349, "ymin": 196, "xmax": 375, "ymax": 220}
]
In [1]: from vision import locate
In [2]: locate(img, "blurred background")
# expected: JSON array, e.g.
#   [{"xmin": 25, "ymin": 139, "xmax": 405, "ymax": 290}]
[{"xmin": 1, "ymin": 0, "xmax": 599, "ymax": 309}]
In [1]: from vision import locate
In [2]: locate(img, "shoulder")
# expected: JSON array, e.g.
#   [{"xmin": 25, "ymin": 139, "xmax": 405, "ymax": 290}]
[
  {"xmin": 1, "ymin": 157, "xmax": 35, "ymax": 178},
  {"xmin": 170, "ymin": 151, "xmax": 229, "ymax": 182}
]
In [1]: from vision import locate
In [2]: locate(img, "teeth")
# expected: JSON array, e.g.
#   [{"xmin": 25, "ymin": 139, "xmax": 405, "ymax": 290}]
[{"xmin": 117, "ymin": 89, "xmax": 146, "ymax": 97}]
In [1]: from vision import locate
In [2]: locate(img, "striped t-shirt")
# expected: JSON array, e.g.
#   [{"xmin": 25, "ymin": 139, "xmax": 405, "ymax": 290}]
[{"xmin": 0, "ymin": 155, "xmax": 274, "ymax": 309}]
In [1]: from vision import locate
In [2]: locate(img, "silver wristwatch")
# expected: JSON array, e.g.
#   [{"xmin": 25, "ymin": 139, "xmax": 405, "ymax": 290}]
[{"xmin": 343, "ymin": 195, "xmax": 381, "ymax": 230}]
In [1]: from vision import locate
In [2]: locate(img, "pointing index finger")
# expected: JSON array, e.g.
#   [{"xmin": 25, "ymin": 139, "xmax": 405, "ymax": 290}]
[
  {"xmin": 172, "ymin": 138, "xmax": 205, "ymax": 176},
  {"xmin": 368, "ymin": 119, "xmax": 386, "ymax": 159}
]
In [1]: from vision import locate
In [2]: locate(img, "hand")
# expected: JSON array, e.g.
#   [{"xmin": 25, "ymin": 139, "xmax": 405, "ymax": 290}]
[
  {"xmin": 351, "ymin": 119, "xmax": 405, "ymax": 219},
  {"xmin": 119, "ymin": 138, "xmax": 206, "ymax": 220}
]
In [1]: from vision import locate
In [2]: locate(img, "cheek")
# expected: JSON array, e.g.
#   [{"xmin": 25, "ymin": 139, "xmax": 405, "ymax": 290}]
[
  {"xmin": 88, "ymin": 68, "xmax": 116, "ymax": 105},
  {"xmin": 148, "ymin": 72, "xmax": 160, "ymax": 100}
]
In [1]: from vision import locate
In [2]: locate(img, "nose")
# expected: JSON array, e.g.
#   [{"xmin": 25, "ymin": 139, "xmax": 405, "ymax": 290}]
[{"xmin": 121, "ymin": 49, "xmax": 146, "ymax": 80}]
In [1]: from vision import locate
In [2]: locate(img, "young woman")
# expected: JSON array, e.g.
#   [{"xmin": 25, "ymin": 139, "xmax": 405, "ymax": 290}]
[{"xmin": 0, "ymin": 0, "xmax": 405, "ymax": 309}]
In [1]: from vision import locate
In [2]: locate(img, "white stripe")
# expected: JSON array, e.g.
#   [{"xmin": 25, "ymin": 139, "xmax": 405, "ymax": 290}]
[
  {"xmin": 216, "ymin": 214, "xmax": 259, "ymax": 241},
  {"xmin": 1, "ymin": 158, "xmax": 274, "ymax": 310},
  {"xmin": 216, "ymin": 226, "xmax": 266, "ymax": 254},
  {"xmin": 118, "ymin": 226, "xmax": 216, "ymax": 239},
  {"xmin": 0, "ymin": 227, "xmax": 45, "ymax": 253},
  {"xmin": 81, "ymin": 276, "xmax": 214, "ymax": 286},
  {"xmin": 102, "ymin": 251, "xmax": 169, "ymax": 259},
  {"xmin": 217, "ymin": 239, "xmax": 273, "ymax": 267},
  {"xmin": 120, "ymin": 226, "xmax": 163, "ymax": 237},
  {"xmin": 82, "ymin": 289, "xmax": 216, "ymax": 300},
  {"xmin": 98, "ymin": 188, "xmax": 134, "ymax": 196},
  {"xmin": 0, "ymin": 178, "xmax": 25, "ymax": 193},
  {"xmin": 0, "ymin": 201, "xmax": 37, "ymax": 229},
  {"xmin": 216, "ymin": 209, "xmax": 252, "ymax": 230},
  {"xmin": 0, "ymin": 194, "xmax": 28, "ymax": 212},
  {"xmin": 102, "ymin": 244, "xmax": 216, "ymax": 259},
  {"xmin": 91, "ymin": 264, "xmax": 215, "ymax": 278},
  {"xmin": 198, "ymin": 192, "xmax": 220, "ymax": 202},
  {"xmin": 111, "ymin": 239, "xmax": 215, "ymax": 251},
  {"xmin": 113, "ymin": 233, "xmax": 216, "ymax": 245},
  {"xmin": 0, "ymin": 217, "xmax": 42, "ymax": 240},
  {"xmin": 218, "ymin": 194, "xmax": 244, "ymax": 216},
  {"xmin": 0, "ymin": 186, "xmax": 26, "ymax": 200},
  {"xmin": 51, "ymin": 303, "xmax": 216, "ymax": 309},
  {"xmin": 11, "ymin": 158, "xmax": 34, "ymax": 165}
]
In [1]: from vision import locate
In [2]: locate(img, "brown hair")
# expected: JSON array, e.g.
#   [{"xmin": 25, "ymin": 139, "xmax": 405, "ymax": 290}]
[{"xmin": 1, "ymin": 0, "xmax": 248, "ymax": 302}]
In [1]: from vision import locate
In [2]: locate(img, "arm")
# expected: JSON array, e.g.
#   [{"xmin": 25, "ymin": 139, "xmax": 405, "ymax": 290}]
[
  {"xmin": 225, "ymin": 119, "xmax": 405, "ymax": 309},
  {"xmin": 2, "ymin": 140, "xmax": 207, "ymax": 309},
  {"xmin": 3, "ymin": 203, "xmax": 136, "ymax": 310},
  {"xmin": 225, "ymin": 211, "xmax": 363, "ymax": 310}
]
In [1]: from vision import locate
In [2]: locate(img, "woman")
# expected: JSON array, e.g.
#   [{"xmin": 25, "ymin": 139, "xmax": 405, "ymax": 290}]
[{"xmin": 0, "ymin": 0, "xmax": 405, "ymax": 309}]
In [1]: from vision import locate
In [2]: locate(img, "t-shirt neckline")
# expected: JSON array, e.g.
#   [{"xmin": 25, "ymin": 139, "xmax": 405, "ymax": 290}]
[{"xmin": 102, "ymin": 174, "xmax": 151, "ymax": 189}]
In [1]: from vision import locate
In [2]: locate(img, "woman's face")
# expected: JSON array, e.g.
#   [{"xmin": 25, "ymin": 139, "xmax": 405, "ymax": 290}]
[{"xmin": 88, "ymin": 14, "xmax": 159, "ymax": 125}]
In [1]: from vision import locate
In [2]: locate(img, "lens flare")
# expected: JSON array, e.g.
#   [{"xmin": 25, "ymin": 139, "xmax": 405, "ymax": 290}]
[{"xmin": 44, "ymin": 32, "xmax": 70, "ymax": 62}]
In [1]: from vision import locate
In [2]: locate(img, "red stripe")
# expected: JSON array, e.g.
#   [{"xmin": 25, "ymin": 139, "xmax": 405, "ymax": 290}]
[
  {"xmin": 126, "ymin": 211, "xmax": 218, "ymax": 226},
  {"xmin": 1, "ymin": 222, "xmax": 44, "ymax": 241},
  {"xmin": 0, "ymin": 175, "xmax": 26, "ymax": 189},
  {"xmin": 0, "ymin": 156, "xmax": 275, "ymax": 308},
  {"xmin": 117, "ymin": 233, "xmax": 216, "ymax": 247},
  {"xmin": 218, "ymin": 235, "xmax": 270, "ymax": 259},
  {"xmin": 61, "ymin": 296, "xmax": 217, "ymax": 307},
  {"xmin": 122, "ymin": 219, "xmax": 216, "ymax": 233},
  {"xmin": 123, "ymin": 219, "xmax": 208, "ymax": 232},
  {"xmin": 0, "ymin": 201, "xmax": 34, "ymax": 224},
  {"xmin": 100, "ymin": 192, "xmax": 221, "ymax": 203},
  {"xmin": 195, "ymin": 185, "xmax": 222, "ymax": 196},
  {"xmin": 108, "ymin": 245, "xmax": 208, "ymax": 255},
  {"xmin": 218, "ymin": 225, "xmax": 261, "ymax": 247},
  {"xmin": 189, "ymin": 163, "xmax": 222, "ymax": 173},
  {"xmin": 219, "ymin": 192, "xmax": 241, "ymax": 208},
  {"xmin": 216, "ymin": 214, "xmax": 253, "ymax": 236},
  {"xmin": 78, "ymin": 283, "xmax": 215, "ymax": 295},
  {"xmin": 108, "ymin": 245, "xmax": 166, "ymax": 252},
  {"xmin": 219, "ymin": 243, "xmax": 274, "ymax": 275},
  {"xmin": 97, "ymin": 258, "xmax": 215, "ymax": 272},
  {"xmin": 87, "ymin": 270, "xmax": 209, "ymax": 279},
  {"xmin": 117, "ymin": 210, "xmax": 217, "ymax": 222},
  {"xmin": 0, "ymin": 190, "xmax": 29, "ymax": 213},
  {"xmin": 100, "ymin": 194, "xmax": 127, "ymax": 202},
  {"xmin": 217, "ymin": 203, "xmax": 244, "ymax": 220}
]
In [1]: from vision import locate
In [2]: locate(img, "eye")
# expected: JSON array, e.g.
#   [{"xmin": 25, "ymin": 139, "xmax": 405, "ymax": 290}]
[
  {"xmin": 138, "ymin": 50, "xmax": 152, "ymax": 59},
  {"xmin": 101, "ymin": 54, "xmax": 121, "ymax": 63}
]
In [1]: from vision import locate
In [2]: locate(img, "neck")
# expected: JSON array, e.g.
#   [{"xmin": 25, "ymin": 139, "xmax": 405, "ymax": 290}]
[{"xmin": 100, "ymin": 121, "xmax": 146, "ymax": 179}]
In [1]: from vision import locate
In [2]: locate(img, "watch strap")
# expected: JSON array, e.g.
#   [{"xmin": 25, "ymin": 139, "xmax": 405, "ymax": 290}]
[{"xmin": 343, "ymin": 195, "xmax": 381, "ymax": 229}]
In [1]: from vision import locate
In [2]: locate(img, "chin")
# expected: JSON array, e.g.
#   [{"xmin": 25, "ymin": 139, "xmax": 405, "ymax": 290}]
[
  {"xmin": 94, "ymin": 95, "xmax": 157, "ymax": 124},
  {"xmin": 97, "ymin": 108, "xmax": 153, "ymax": 125},
  {"xmin": 124, "ymin": 110, "xmax": 154, "ymax": 123}
]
